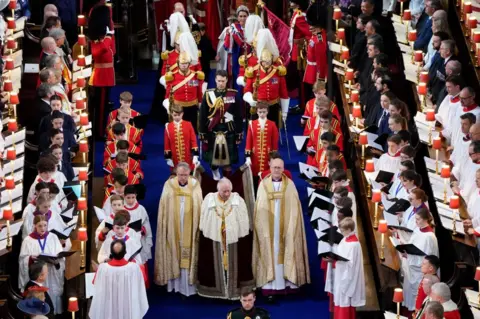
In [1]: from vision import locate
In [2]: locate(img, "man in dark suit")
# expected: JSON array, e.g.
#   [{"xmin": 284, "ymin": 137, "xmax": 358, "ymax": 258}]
[
  {"xmin": 39, "ymin": 37, "xmax": 57, "ymax": 70},
  {"xmin": 429, "ymin": 39, "xmax": 457, "ymax": 104},
  {"xmin": 24, "ymin": 261, "xmax": 54, "ymax": 319},
  {"xmin": 414, "ymin": 0, "xmax": 442, "ymax": 52},
  {"xmin": 39, "ymin": 95, "xmax": 76, "ymax": 135}
]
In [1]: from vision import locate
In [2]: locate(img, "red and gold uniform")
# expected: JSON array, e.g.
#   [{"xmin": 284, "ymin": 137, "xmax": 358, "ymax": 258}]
[
  {"xmin": 106, "ymin": 108, "xmax": 140, "ymax": 129},
  {"xmin": 304, "ymin": 98, "xmax": 341, "ymax": 120},
  {"xmin": 89, "ymin": 35, "xmax": 115, "ymax": 87},
  {"xmin": 245, "ymin": 119, "xmax": 279, "ymax": 176},
  {"xmin": 105, "ymin": 169, "xmax": 141, "ymax": 186},
  {"xmin": 164, "ymin": 120, "xmax": 199, "ymax": 169},
  {"xmin": 103, "ymin": 141, "xmax": 140, "ymax": 165},
  {"xmin": 306, "ymin": 128, "xmax": 344, "ymax": 169},
  {"xmin": 304, "ymin": 116, "xmax": 341, "ymax": 137},
  {"xmin": 238, "ymin": 52, "xmax": 257, "ymax": 78},
  {"xmin": 161, "ymin": 50, "xmax": 202, "ymax": 76},
  {"xmin": 106, "ymin": 124, "xmax": 144, "ymax": 151},
  {"xmin": 304, "ymin": 30, "xmax": 328, "ymax": 84},
  {"xmin": 104, "ymin": 157, "xmax": 144, "ymax": 185},
  {"xmin": 290, "ymin": 8, "xmax": 311, "ymax": 66},
  {"xmin": 322, "ymin": 154, "xmax": 347, "ymax": 177}
]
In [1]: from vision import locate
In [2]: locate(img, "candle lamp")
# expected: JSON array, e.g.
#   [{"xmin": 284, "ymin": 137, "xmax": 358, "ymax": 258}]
[
  {"xmin": 418, "ymin": 82, "xmax": 427, "ymax": 110},
  {"xmin": 79, "ymin": 113, "xmax": 89, "ymax": 126},
  {"xmin": 419, "ymin": 71, "xmax": 429, "ymax": 83},
  {"xmin": 77, "ymin": 197, "xmax": 87, "ymax": 227},
  {"xmin": 76, "ymin": 98, "xmax": 85, "ymax": 111},
  {"xmin": 475, "ymin": 267, "xmax": 480, "ymax": 304},
  {"xmin": 77, "ymin": 76, "xmax": 86, "ymax": 89},
  {"xmin": 432, "ymin": 137, "xmax": 442, "ymax": 174},
  {"xmin": 6, "ymin": 17, "xmax": 15, "ymax": 30},
  {"xmin": 6, "ymin": 147, "xmax": 16, "ymax": 176},
  {"xmin": 68, "ymin": 296, "xmax": 79, "ymax": 318},
  {"xmin": 353, "ymin": 105, "xmax": 362, "ymax": 128},
  {"xmin": 393, "ymin": 288, "xmax": 404, "ymax": 318},
  {"xmin": 79, "ymin": 140, "xmax": 88, "ymax": 163},
  {"xmin": 345, "ymin": 68, "xmax": 354, "ymax": 101},
  {"xmin": 365, "ymin": 159, "xmax": 374, "ymax": 198},
  {"xmin": 378, "ymin": 220, "xmax": 388, "ymax": 260},
  {"xmin": 440, "ymin": 165, "xmax": 451, "ymax": 203},
  {"xmin": 78, "ymin": 34, "xmax": 86, "ymax": 55},
  {"xmin": 333, "ymin": 8, "xmax": 342, "ymax": 33},
  {"xmin": 403, "ymin": 9, "xmax": 411, "ymax": 22},
  {"xmin": 78, "ymin": 15, "xmax": 86, "ymax": 34},
  {"xmin": 359, "ymin": 132, "xmax": 368, "ymax": 169},
  {"xmin": 77, "ymin": 227, "xmax": 88, "ymax": 269},
  {"xmin": 3, "ymin": 80, "xmax": 12, "ymax": 92},
  {"xmin": 8, "ymin": 119, "xmax": 17, "ymax": 132},
  {"xmin": 78, "ymin": 168, "xmax": 88, "ymax": 197},
  {"xmin": 425, "ymin": 108, "xmax": 435, "ymax": 145},
  {"xmin": 8, "ymin": 0, "xmax": 16, "ymax": 10},
  {"xmin": 9, "ymin": 92, "xmax": 19, "ymax": 105},
  {"xmin": 474, "ymin": 32, "xmax": 480, "ymax": 57},
  {"xmin": 399, "ymin": 0, "xmax": 405, "ymax": 20},
  {"xmin": 464, "ymin": 2, "xmax": 472, "ymax": 22},
  {"xmin": 5, "ymin": 58, "xmax": 13, "ymax": 71},
  {"xmin": 340, "ymin": 47, "xmax": 349, "ymax": 65},
  {"xmin": 3, "ymin": 207, "xmax": 13, "ymax": 248},
  {"xmin": 77, "ymin": 55, "xmax": 86, "ymax": 68},
  {"xmin": 5, "ymin": 176, "xmax": 14, "ymax": 190},
  {"xmin": 469, "ymin": 17, "xmax": 477, "ymax": 38},
  {"xmin": 338, "ymin": 28, "xmax": 345, "ymax": 47},
  {"xmin": 408, "ymin": 30, "xmax": 417, "ymax": 61},
  {"xmin": 450, "ymin": 195, "xmax": 460, "ymax": 235},
  {"xmin": 6, "ymin": 37, "xmax": 15, "ymax": 52},
  {"xmin": 372, "ymin": 189, "xmax": 382, "ymax": 228}
]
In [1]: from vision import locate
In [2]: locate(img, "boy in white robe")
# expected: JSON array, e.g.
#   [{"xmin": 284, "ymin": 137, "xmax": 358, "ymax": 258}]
[
  {"xmin": 436, "ymin": 75, "xmax": 461, "ymax": 127},
  {"xmin": 22, "ymin": 194, "xmax": 66, "ymax": 240},
  {"xmin": 387, "ymin": 160, "xmax": 415, "ymax": 198},
  {"xmin": 451, "ymin": 141, "xmax": 480, "ymax": 202},
  {"xmin": 27, "ymin": 157, "xmax": 66, "ymax": 204},
  {"xmin": 95, "ymin": 194, "xmax": 124, "ymax": 248},
  {"xmin": 47, "ymin": 182, "xmax": 68, "ymax": 212},
  {"xmin": 449, "ymin": 113, "xmax": 474, "ymax": 168},
  {"xmin": 375, "ymin": 135, "xmax": 403, "ymax": 174},
  {"xmin": 331, "ymin": 193, "xmax": 353, "ymax": 227},
  {"xmin": 330, "ymin": 217, "xmax": 365, "ymax": 319}
]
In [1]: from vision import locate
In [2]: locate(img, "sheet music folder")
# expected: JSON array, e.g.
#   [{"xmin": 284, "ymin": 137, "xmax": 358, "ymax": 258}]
[{"xmin": 395, "ymin": 244, "xmax": 426, "ymax": 256}]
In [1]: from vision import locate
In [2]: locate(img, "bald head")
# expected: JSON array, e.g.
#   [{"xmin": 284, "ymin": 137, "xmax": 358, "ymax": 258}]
[
  {"xmin": 470, "ymin": 123, "xmax": 480, "ymax": 141},
  {"xmin": 217, "ymin": 178, "xmax": 233, "ymax": 201},
  {"xmin": 41, "ymin": 37, "xmax": 57, "ymax": 53},
  {"xmin": 174, "ymin": 2, "xmax": 185, "ymax": 15}
]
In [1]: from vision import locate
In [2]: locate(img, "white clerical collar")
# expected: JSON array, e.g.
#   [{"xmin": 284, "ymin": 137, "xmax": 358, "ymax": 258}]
[
  {"xmin": 32, "ymin": 281, "xmax": 43, "ymax": 287},
  {"xmin": 442, "ymin": 299, "xmax": 458, "ymax": 312}
]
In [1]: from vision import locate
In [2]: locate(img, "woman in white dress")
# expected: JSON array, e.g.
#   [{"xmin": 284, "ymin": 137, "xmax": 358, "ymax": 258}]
[
  {"xmin": 400, "ymin": 208, "xmax": 439, "ymax": 311},
  {"xmin": 19, "ymin": 215, "xmax": 69, "ymax": 314}
]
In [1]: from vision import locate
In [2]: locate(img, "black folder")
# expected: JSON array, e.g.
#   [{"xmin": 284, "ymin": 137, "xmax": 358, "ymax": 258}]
[
  {"xmin": 318, "ymin": 251, "xmax": 349, "ymax": 262},
  {"xmin": 386, "ymin": 199, "xmax": 411, "ymax": 214},
  {"xmin": 395, "ymin": 244, "xmax": 425, "ymax": 256},
  {"xmin": 128, "ymin": 219, "xmax": 143, "ymax": 232},
  {"xmin": 388, "ymin": 225, "xmax": 414, "ymax": 233},
  {"xmin": 131, "ymin": 115, "xmax": 148, "ymax": 129},
  {"xmin": 128, "ymin": 153, "xmax": 147, "ymax": 161},
  {"xmin": 381, "ymin": 182, "xmax": 393, "ymax": 193},
  {"xmin": 374, "ymin": 133, "xmax": 389, "ymax": 147},
  {"xmin": 360, "ymin": 125, "xmax": 379, "ymax": 134},
  {"xmin": 300, "ymin": 174, "xmax": 330, "ymax": 185},
  {"xmin": 104, "ymin": 222, "xmax": 113, "ymax": 231},
  {"xmin": 375, "ymin": 171, "xmax": 395, "ymax": 184},
  {"xmin": 37, "ymin": 250, "xmax": 77, "ymax": 264},
  {"xmin": 309, "ymin": 196, "xmax": 335, "ymax": 212},
  {"xmin": 128, "ymin": 246, "xmax": 143, "ymax": 262},
  {"xmin": 318, "ymin": 227, "xmax": 343, "ymax": 244},
  {"xmin": 51, "ymin": 222, "xmax": 77, "ymax": 240}
]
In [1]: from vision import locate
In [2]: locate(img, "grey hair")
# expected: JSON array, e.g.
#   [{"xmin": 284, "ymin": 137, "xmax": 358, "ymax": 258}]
[
  {"xmin": 217, "ymin": 177, "xmax": 233, "ymax": 191},
  {"xmin": 45, "ymin": 54, "xmax": 60, "ymax": 68},
  {"xmin": 39, "ymin": 68, "xmax": 53, "ymax": 83},
  {"xmin": 41, "ymin": 37, "xmax": 56, "ymax": 51},
  {"xmin": 176, "ymin": 162, "xmax": 191, "ymax": 172},
  {"xmin": 446, "ymin": 60, "xmax": 461, "ymax": 75},
  {"xmin": 425, "ymin": 301, "xmax": 444, "ymax": 319},
  {"xmin": 441, "ymin": 39, "xmax": 456, "ymax": 53},
  {"xmin": 37, "ymin": 83, "xmax": 52, "ymax": 98},
  {"xmin": 49, "ymin": 28, "xmax": 65, "ymax": 41},
  {"xmin": 422, "ymin": 274, "xmax": 440, "ymax": 291},
  {"xmin": 431, "ymin": 282, "xmax": 451, "ymax": 301}
]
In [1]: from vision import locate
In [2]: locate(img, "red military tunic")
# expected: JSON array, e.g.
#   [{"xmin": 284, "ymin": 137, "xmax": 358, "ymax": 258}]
[
  {"xmin": 307, "ymin": 128, "xmax": 344, "ymax": 169},
  {"xmin": 89, "ymin": 36, "xmax": 115, "ymax": 87},
  {"xmin": 245, "ymin": 119, "xmax": 279, "ymax": 176},
  {"xmin": 239, "ymin": 53, "xmax": 257, "ymax": 78},
  {"xmin": 304, "ymin": 98, "xmax": 341, "ymax": 120},
  {"xmin": 164, "ymin": 120, "xmax": 199, "ymax": 169},
  {"xmin": 304, "ymin": 116, "xmax": 341, "ymax": 138},
  {"xmin": 165, "ymin": 70, "xmax": 204, "ymax": 107},
  {"xmin": 106, "ymin": 124, "xmax": 143, "ymax": 151},
  {"xmin": 304, "ymin": 31, "xmax": 328, "ymax": 84},
  {"xmin": 290, "ymin": 9, "xmax": 311, "ymax": 63},
  {"xmin": 106, "ymin": 108, "xmax": 141, "ymax": 129},
  {"xmin": 89, "ymin": 1, "xmax": 116, "ymax": 55},
  {"xmin": 244, "ymin": 66, "xmax": 289, "ymax": 104},
  {"xmin": 103, "ymin": 140, "xmax": 140, "ymax": 165},
  {"xmin": 160, "ymin": 50, "xmax": 202, "ymax": 76},
  {"xmin": 104, "ymin": 157, "xmax": 144, "ymax": 185}
]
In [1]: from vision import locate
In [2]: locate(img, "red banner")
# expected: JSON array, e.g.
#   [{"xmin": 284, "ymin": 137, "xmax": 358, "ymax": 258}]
[{"xmin": 264, "ymin": 6, "xmax": 292, "ymax": 66}]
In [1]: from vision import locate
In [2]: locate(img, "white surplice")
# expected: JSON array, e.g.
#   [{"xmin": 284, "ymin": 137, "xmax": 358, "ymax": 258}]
[
  {"xmin": 89, "ymin": 261, "xmax": 149, "ymax": 319},
  {"xmin": 21, "ymin": 207, "xmax": 66, "ymax": 240},
  {"xmin": 452, "ymin": 159, "xmax": 480, "ymax": 202},
  {"xmin": 443, "ymin": 104, "xmax": 480, "ymax": 146},
  {"xmin": 376, "ymin": 152, "xmax": 402, "ymax": 174},
  {"xmin": 124, "ymin": 202, "xmax": 153, "ymax": 262},
  {"xmin": 450, "ymin": 137, "xmax": 471, "ymax": 168},
  {"xmin": 19, "ymin": 233, "xmax": 66, "ymax": 314},
  {"xmin": 388, "ymin": 172, "xmax": 402, "ymax": 197},
  {"xmin": 167, "ymin": 183, "xmax": 197, "ymax": 296},
  {"xmin": 436, "ymin": 95, "xmax": 459, "ymax": 127},
  {"xmin": 27, "ymin": 175, "xmax": 66, "ymax": 204},
  {"xmin": 97, "ymin": 229, "xmax": 143, "ymax": 264},
  {"xmin": 331, "ymin": 233, "xmax": 365, "ymax": 307},
  {"xmin": 401, "ymin": 227, "xmax": 439, "ymax": 311},
  {"xmin": 262, "ymin": 181, "xmax": 298, "ymax": 291}
]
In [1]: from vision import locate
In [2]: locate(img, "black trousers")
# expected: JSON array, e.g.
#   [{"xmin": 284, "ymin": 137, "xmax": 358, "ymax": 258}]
[
  {"xmin": 88, "ymin": 86, "xmax": 111, "ymax": 139},
  {"xmin": 183, "ymin": 106, "xmax": 199, "ymax": 134}
]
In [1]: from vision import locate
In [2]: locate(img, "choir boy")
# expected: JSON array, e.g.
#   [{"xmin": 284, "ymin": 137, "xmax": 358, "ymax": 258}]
[
  {"xmin": 106, "ymin": 91, "xmax": 140, "ymax": 129},
  {"xmin": 328, "ymin": 160, "xmax": 346, "ymax": 177},
  {"xmin": 103, "ymin": 138, "xmax": 141, "ymax": 166},
  {"xmin": 306, "ymin": 131, "xmax": 336, "ymax": 169},
  {"xmin": 21, "ymin": 193, "xmax": 66, "ymax": 240},
  {"xmin": 304, "ymin": 99, "xmax": 341, "ymax": 138},
  {"xmin": 450, "ymin": 113, "xmax": 475, "ymax": 168},
  {"xmin": 22, "ymin": 183, "xmax": 51, "ymax": 222},
  {"xmin": 104, "ymin": 154, "xmax": 142, "ymax": 186},
  {"xmin": 107, "ymin": 123, "xmax": 143, "ymax": 153},
  {"xmin": 47, "ymin": 182, "xmax": 67, "ymax": 212},
  {"xmin": 106, "ymin": 108, "xmax": 143, "ymax": 149},
  {"xmin": 332, "ymin": 196, "xmax": 354, "ymax": 227},
  {"xmin": 96, "ymin": 195, "xmax": 125, "ymax": 247},
  {"xmin": 324, "ymin": 145, "xmax": 346, "ymax": 176},
  {"xmin": 302, "ymin": 81, "xmax": 340, "ymax": 126},
  {"xmin": 331, "ymin": 170, "xmax": 357, "ymax": 217},
  {"xmin": 375, "ymin": 134, "xmax": 403, "ymax": 173},
  {"xmin": 103, "ymin": 174, "xmax": 128, "ymax": 211},
  {"xmin": 27, "ymin": 157, "xmax": 66, "ymax": 203}
]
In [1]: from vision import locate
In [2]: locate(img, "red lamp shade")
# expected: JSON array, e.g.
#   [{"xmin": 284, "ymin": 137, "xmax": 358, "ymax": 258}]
[
  {"xmin": 341, "ymin": 48, "xmax": 350, "ymax": 60},
  {"xmin": 418, "ymin": 83, "xmax": 427, "ymax": 95},
  {"xmin": 408, "ymin": 30, "xmax": 417, "ymax": 42},
  {"xmin": 79, "ymin": 140, "xmax": 88, "ymax": 153},
  {"xmin": 9, "ymin": 92, "xmax": 19, "ymax": 105},
  {"xmin": 2, "ymin": 207, "xmax": 13, "ymax": 221},
  {"xmin": 76, "ymin": 98, "xmax": 85, "ymax": 110},
  {"xmin": 79, "ymin": 113, "xmax": 89, "ymax": 126},
  {"xmin": 7, "ymin": 119, "xmax": 17, "ymax": 132},
  {"xmin": 359, "ymin": 132, "xmax": 368, "ymax": 145},
  {"xmin": 77, "ymin": 197, "xmax": 87, "ymax": 211},
  {"xmin": 333, "ymin": 8, "xmax": 342, "ymax": 20},
  {"xmin": 78, "ymin": 168, "xmax": 88, "ymax": 181},
  {"xmin": 68, "ymin": 297, "xmax": 79, "ymax": 312},
  {"xmin": 77, "ymin": 55, "xmax": 86, "ymax": 67},
  {"xmin": 8, "ymin": 0, "xmax": 16, "ymax": 10},
  {"xmin": 77, "ymin": 34, "xmax": 86, "ymax": 46},
  {"xmin": 403, "ymin": 10, "xmax": 412, "ymax": 21},
  {"xmin": 474, "ymin": 31, "xmax": 480, "ymax": 43},
  {"xmin": 414, "ymin": 50, "xmax": 423, "ymax": 63},
  {"xmin": 353, "ymin": 105, "xmax": 362, "ymax": 118},
  {"xmin": 77, "ymin": 228, "xmax": 88, "ymax": 242},
  {"xmin": 475, "ymin": 267, "xmax": 480, "ymax": 281},
  {"xmin": 5, "ymin": 177, "xmax": 14, "ymax": 190},
  {"xmin": 365, "ymin": 159, "xmax": 375, "ymax": 173},
  {"xmin": 372, "ymin": 189, "xmax": 382, "ymax": 203},
  {"xmin": 77, "ymin": 76, "xmax": 86, "ymax": 88},
  {"xmin": 5, "ymin": 58, "xmax": 14, "ymax": 71},
  {"xmin": 419, "ymin": 72, "xmax": 429, "ymax": 83},
  {"xmin": 440, "ymin": 165, "xmax": 451, "ymax": 178},
  {"xmin": 6, "ymin": 18, "xmax": 15, "ymax": 30},
  {"xmin": 469, "ymin": 17, "xmax": 478, "ymax": 29},
  {"xmin": 426, "ymin": 109, "xmax": 435, "ymax": 122},
  {"xmin": 337, "ymin": 28, "xmax": 346, "ymax": 40},
  {"xmin": 465, "ymin": 2, "xmax": 473, "ymax": 14},
  {"xmin": 378, "ymin": 220, "xmax": 388, "ymax": 233},
  {"xmin": 78, "ymin": 15, "xmax": 86, "ymax": 26},
  {"xmin": 351, "ymin": 90, "xmax": 359, "ymax": 103},
  {"xmin": 6, "ymin": 148, "xmax": 16, "ymax": 161},
  {"xmin": 6, "ymin": 37, "xmax": 15, "ymax": 50},
  {"xmin": 3, "ymin": 80, "xmax": 13, "ymax": 92},
  {"xmin": 345, "ymin": 68, "xmax": 354, "ymax": 81},
  {"xmin": 393, "ymin": 288, "xmax": 404, "ymax": 303},
  {"xmin": 432, "ymin": 137, "xmax": 442, "ymax": 150},
  {"xmin": 449, "ymin": 195, "xmax": 460, "ymax": 209}
]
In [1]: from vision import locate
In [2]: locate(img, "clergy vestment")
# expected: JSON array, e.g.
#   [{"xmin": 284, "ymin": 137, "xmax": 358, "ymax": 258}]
[
  {"xmin": 97, "ymin": 229, "xmax": 143, "ymax": 264},
  {"xmin": 154, "ymin": 176, "xmax": 202, "ymax": 297},
  {"xmin": 253, "ymin": 174, "xmax": 310, "ymax": 294},
  {"xmin": 124, "ymin": 202, "xmax": 153, "ymax": 262},
  {"xmin": 19, "ymin": 232, "xmax": 66, "ymax": 314},
  {"xmin": 402, "ymin": 226, "xmax": 439, "ymax": 311},
  {"xmin": 443, "ymin": 103, "xmax": 480, "ymax": 146},
  {"xmin": 452, "ymin": 159, "xmax": 480, "ymax": 202},
  {"xmin": 442, "ymin": 300, "xmax": 461, "ymax": 319},
  {"xmin": 436, "ymin": 94, "xmax": 460, "ymax": 127},
  {"xmin": 450, "ymin": 135, "xmax": 471, "ymax": 168},
  {"xmin": 197, "ymin": 192, "xmax": 254, "ymax": 299},
  {"xmin": 375, "ymin": 151, "xmax": 402, "ymax": 174},
  {"xmin": 89, "ymin": 259, "xmax": 149, "ymax": 319},
  {"xmin": 329, "ymin": 233, "xmax": 365, "ymax": 319},
  {"xmin": 245, "ymin": 118, "xmax": 279, "ymax": 176}
]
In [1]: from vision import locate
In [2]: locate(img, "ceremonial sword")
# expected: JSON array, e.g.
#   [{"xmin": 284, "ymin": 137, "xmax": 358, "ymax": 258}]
[{"xmin": 283, "ymin": 119, "xmax": 291, "ymax": 160}]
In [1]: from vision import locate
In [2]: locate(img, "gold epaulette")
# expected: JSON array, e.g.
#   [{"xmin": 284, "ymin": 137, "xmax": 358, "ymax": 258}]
[
  {"xmin": 196, "ymin": 71, "xmax": 205, "ymax": 81},
  {"xmin": 198, "ymin": 50, "xmax": 202, "ymax": 58},
  {"xmin": 275, "ymin": 56, "xmax": 284, "ymax": 65},
  {"xmin": 239, "ymin": 55, "xmax": 246, "ymax": 67},
  {"xmin": 161, "ymin": 51, "xmax": 169, "ymax": 60},
  {"xmin": 165, "ymin": 71, "xmax": 174, "ymax": 82},
  {"xmin": 277, "ymin": 65, "xmax": 287, "ymax": 76},
  {"xmin": 245, "ymin": 66, "xmax": 255, "ymax": 78}
]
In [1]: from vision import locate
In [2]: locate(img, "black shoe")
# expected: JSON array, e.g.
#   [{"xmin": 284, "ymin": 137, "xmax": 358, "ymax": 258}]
[{"xmin": 289, "ymin": 106, "xmax": 302, "ymax": 114}]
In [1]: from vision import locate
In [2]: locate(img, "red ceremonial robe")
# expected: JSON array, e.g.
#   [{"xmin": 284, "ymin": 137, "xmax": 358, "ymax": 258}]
[
  {"xmin": 245, "ymin": 119, "xmax": 279, "ymax": 176},
  {"xmin": 164, "ymin": 120, "xmax": 199, "ymax": 169}
]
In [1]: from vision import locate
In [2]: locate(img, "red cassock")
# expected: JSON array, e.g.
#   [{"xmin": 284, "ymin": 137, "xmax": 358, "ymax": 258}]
[
  {"xmin": 165, "ymin": 70, "xmax": 204, "ymax": 107},
  {"xmin": 104, "ymin": 158, "xmax": 143, "ymax": 184},
  {"xmin": 245, "ymin": 119, "xmax": 279, "ymax": 176},
  {"xmin": 304, "ymin": 99, "xmax": 341, "ymax": 121},
  {"xmin": 304, "ymin": 31, "xmax": 328, "ymax": 84},
  {"xmin": 244, "ymin": 66, "xmax": 289, "ymax": 103},
  {"xmin": 103, "ymin": 186, "xmax": 115, "ymax": 205},
  {"xmin": 290, "ymin": 9, "xmax": 311, "ymax": 63},
  {"xmin": 164, "ymin": 120, "xmax": 199, "ymax": 169},
  {"xmin": 106, "ymin": 108, "xmax": 140, "ymax": 129},
  {"xmin": 105, "ymin": 169, "xmax": 141, "ymax": 186},
  {"xmin": 106, "ymin": 124, "xmax": 144, "ymax": 151},
  {"xmin": 304, "ymin": 117, "xmax": 342, "ymax": 139},
  {"xmin": 89, "ymin": 36, "xmax": 115, "ymax": 87},
  {"xmin": 321, "ymin": 154, "xmax": 347, "ymax": 177},
  {"xmin": 307, "ymin": 128, "xmax": 344, "ymax": 169},
  {"xmin": 415, "ymin": 279, "xmax": 428, "ymax": 311},
  {"xmin": 443, "ymin": 310, "xmax": 461, "ymax": 319},
  {"xmin": 103, "ymin": 141, "xmax": 141, "ymax": 165}
]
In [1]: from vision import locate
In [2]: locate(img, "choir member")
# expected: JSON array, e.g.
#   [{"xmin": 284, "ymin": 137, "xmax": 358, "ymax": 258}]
[
  {"xmin": 400, "ymin": 208, "xmax": 439, "ymax": 311},
  {"xmin": 24, "ymin": 261, "xmax": 55, "ymax": 319},
  {"xmin": 330, "ymin": 217, "xmax": 365, "ymax": 319},
  {"xmin": 97, "ymin": 195, "xmax": 125, "ymax": 247},
  {"xmin": 375, "ymin": 134, "xmax": 403, "ymax": 173},
  {"xmin": 21, "ymin": 194, "xmax": 66, "ymax": 240},
  {"xmin": 164, "ymin": 105, "xmax": 199, "ymax": 170},
  {"xmin": 19, "ymin": 215, "xmax": 68, "ymax": 314},
  {"xmin": 304, "ymin": 96, "xmax": 340, "ymax": 136},
  {"xmin": 302, "ymin": 81, "xmax": 340, "ymax": 126},
  {"xmin": 449, "ymin": 113, "xmax": 474, "ymax": 168},
  {"xmin": 400, "ymin": 145, "xmax": 416, "ymax": 162},
  {"xmin": 396, "ymin": 170, "xmax": 422, "ymax": 201},
  {"xmin": 331, "ymin": 170, "xmax": 356, "ymax": 214},
  {"xmin": 104, "ymin": 154, "xmax": 142, "ymax": 186},
  {"xmin": 436, "ymin": 75, "xmax": 462, "ymax": 127},
  {"xmin": 451, "ymin": 140, "xmax": 480, "ymax": 201},
  {"xmin": 245, "ymin": 102, "xmax": 279, "ymax": 176},
  {"xmin": 106, "ymin": 91, "xmax": 140, "ymax": 129},
  {"xmin": 332, "ymin": 195, "xmax": 354, "ymax": 227},
  {"xmin": 324, "ymin": 145, "xmax": 346, "ymax": 176},
  {"xmin": 464, "ymin": 169, "xmax": 480, "ymax": 236},
  {"xmin": 154, "ymin": 162, "xmax": 202, "ymax": 297},
  {"xmin": 47, "ymin": 182, "xmax": 67, "ymax": 213},
  {"xmin": 103, "ymin": 133, "xmax": 141, "ymax": 166},
  {"xmin": 253, "ymin": 158, "xmax": 310, "ymax": 301},
  {"xmin": 27, "ymin": 157, "xmax": 66, "ymax": 203},
  {"xmin": 103, "ymin": 175, "xmax": 128, "ymax": 210},
  {"xmin": 387, "ymin": 160, "xmax": 415, "ymax": 197},
  {"xmin": 399, "ymin": 189, "xmax": 428, "ymax": 230},
  {"xmin": 106, "ymin": 107, "xmax": 143, "ymax": 150},
  {"xmin": 429, "ymin": 283, "xmax": 460, "ymax": 319},
  {"xmin": 415, "ymin": 255, "xmax": 441, "ymax": 313},
  {"xmin": 328, "ymin": 160, "xmax": 347, "ymax": 177}
]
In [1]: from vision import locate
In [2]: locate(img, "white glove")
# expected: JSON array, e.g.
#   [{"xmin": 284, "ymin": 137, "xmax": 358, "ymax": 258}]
[
  {"xmin": 280, "ymin": 98, "xmax": 290, "ymax": 115},
  {"xmin": 166, "ymin": 159, "xmax": 174, "ymax": 167},
  {"xmin": 193, "ymin": 156, "xmax": 199, "ymax": 165},
  {"xmin": 282, "ymin": 112, "xmax": 288, "ymax": 122},
  {"xmin": 106, "ymin": 26, "xmax": 115, "ymax": 35},
  {"xmin": 243, "ymin": 92, "xmax": 257, "ymax": 107},
  {"xmin": 307, "ymin": 146, "xmax": 315, "ymax": 154},
  {"xmin": 159, "ymin": 76, "xmax": 166, "ymax": 88},
  {"xmin": 245, "ymin": 157, "xmax": 252, "ymax": 166},
  {"xmin": 202, "ymin": 82, "xmax": 208, "ymax": 94},
  {"xmin": 163, "ymin": 99, "xmax": 170, "ymax": 114},
  {"xmin": 236, "ymin": 76, "xmax": 245, "ymax": 87}
]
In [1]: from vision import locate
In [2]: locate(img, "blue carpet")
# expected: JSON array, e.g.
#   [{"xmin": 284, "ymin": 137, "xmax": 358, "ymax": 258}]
[{"xmin": 94, "ymin": 70, "xmax": 329, "ymax": 318}]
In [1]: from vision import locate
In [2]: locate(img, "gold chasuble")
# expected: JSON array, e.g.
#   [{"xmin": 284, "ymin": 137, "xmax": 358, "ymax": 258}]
[
  {"xmin": 154, "ymin": 176, "xmax": 203, "ymax": 286},
  {"xmin": 253, "ymin": 174, "xmax": 310, "ymax": 288}
]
